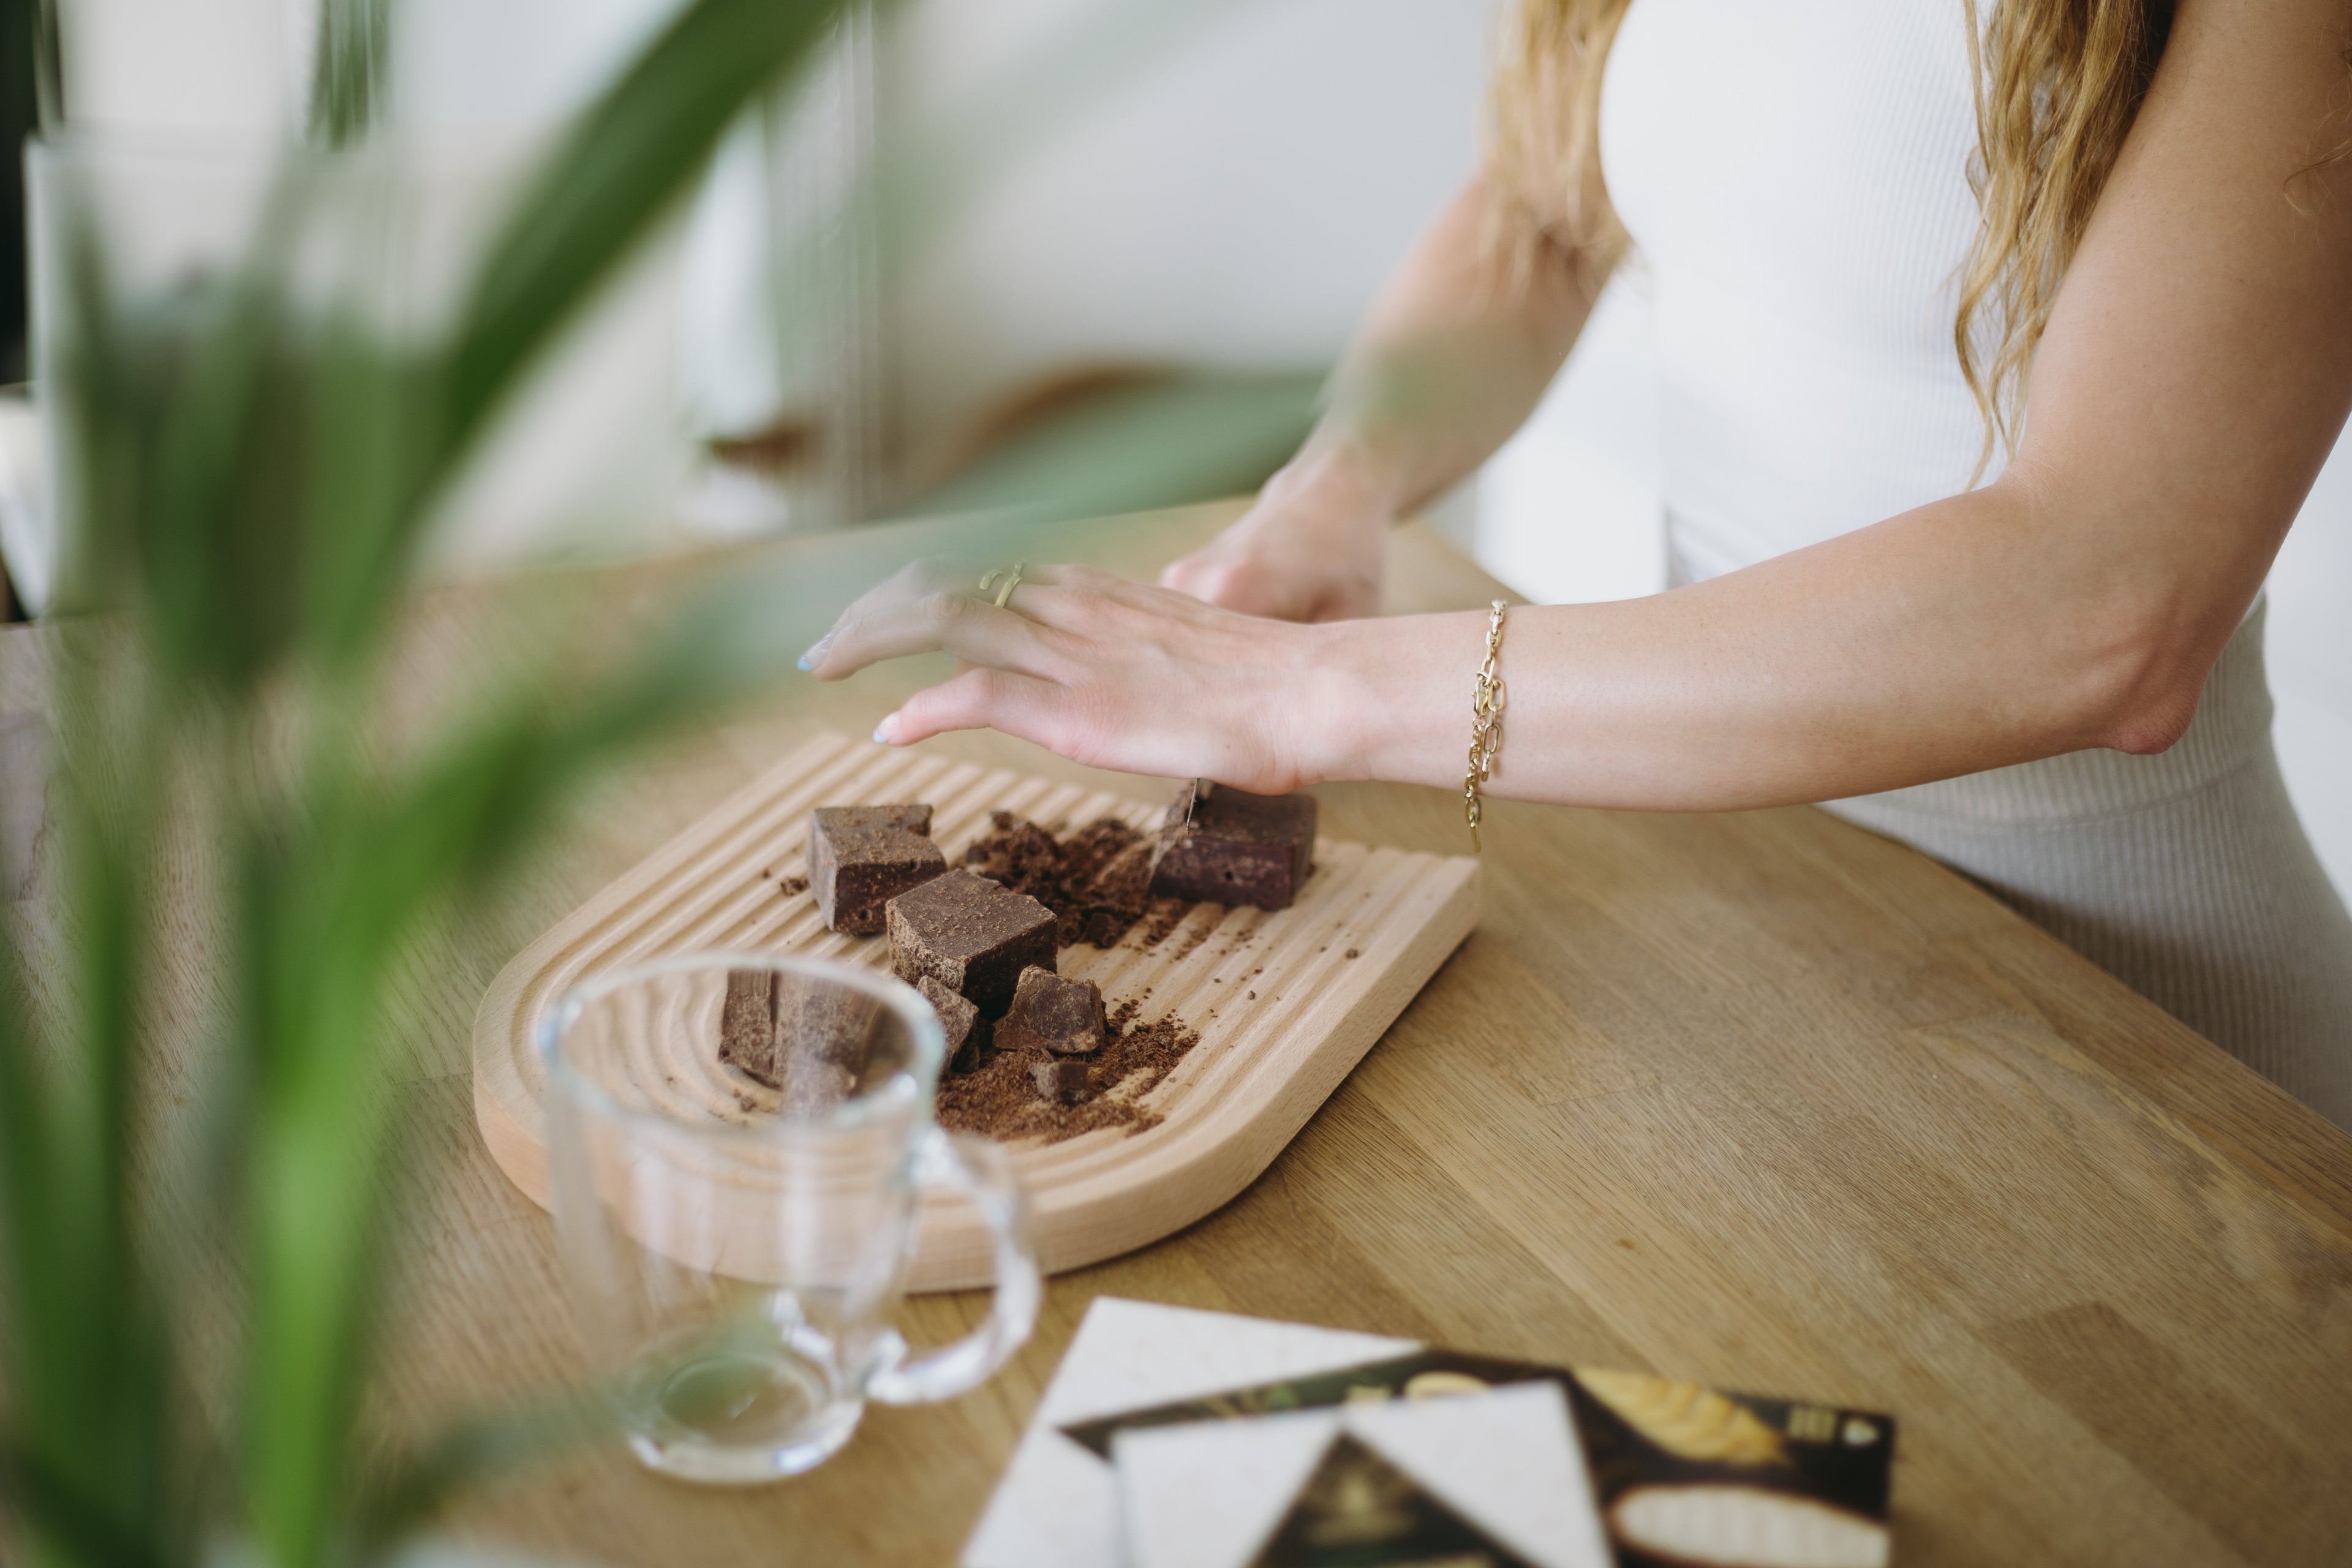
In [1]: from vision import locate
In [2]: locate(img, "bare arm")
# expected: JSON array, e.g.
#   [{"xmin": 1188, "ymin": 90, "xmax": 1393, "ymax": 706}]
[
  {"xmin": 813, "ymin": 0, "xmax": 2352, "ymax": 812},
  {"xmin": 1158, "ymin": 178, "xmax": 1600, "ymax": 621}
]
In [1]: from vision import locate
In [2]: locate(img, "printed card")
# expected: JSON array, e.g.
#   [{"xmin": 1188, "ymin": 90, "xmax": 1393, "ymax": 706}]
[
  {"xmin": 960, "ymin": 1297, "xmax": 1896, "ymax": 1568},
  {"xmin": 1114, "ymin": 1382, "xmax": 1608, "ymax": 1568}
]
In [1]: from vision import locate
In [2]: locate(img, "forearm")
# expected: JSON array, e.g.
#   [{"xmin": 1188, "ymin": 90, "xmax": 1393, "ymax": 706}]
[
  {"xmin": 1303, "ymin": 477, "xmax": 2249, "ymax": 811},
  {"xmin": 1284, "ymin": 177, "xmax": 1604, "ymax": 521}
]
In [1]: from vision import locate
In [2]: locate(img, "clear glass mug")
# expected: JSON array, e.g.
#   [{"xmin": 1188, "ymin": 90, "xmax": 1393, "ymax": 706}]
[{"xmin": 538, "ymin": 953, "xmax": 1040, "ymax": 1483}]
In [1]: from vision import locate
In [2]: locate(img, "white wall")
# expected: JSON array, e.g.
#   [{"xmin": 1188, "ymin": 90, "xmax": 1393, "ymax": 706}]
[{"xmin": 882, "ymin": 0, "xmax": 1493, "ymax": 462}]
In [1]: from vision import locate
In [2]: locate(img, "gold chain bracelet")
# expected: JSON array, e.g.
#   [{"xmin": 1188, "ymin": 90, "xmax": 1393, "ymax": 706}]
[{"xmin": 1463, "ymin": 599, "xmax": 1508, "ymax": 852}]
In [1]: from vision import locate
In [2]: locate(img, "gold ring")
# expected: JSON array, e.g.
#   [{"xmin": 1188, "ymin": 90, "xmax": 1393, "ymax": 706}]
[{"xmin": 976, "ymin": 562, "xmax": 1027, "ymax": 609}]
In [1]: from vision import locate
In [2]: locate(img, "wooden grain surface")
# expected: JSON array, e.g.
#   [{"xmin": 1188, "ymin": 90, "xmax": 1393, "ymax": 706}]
[
  {"xmin": 5, "ymin": 503, "xmax": 2349, "ymax": 1567},
  {"xmin": 471, "ymin": 731, "xmax": 1480, "ymax": 1289}
]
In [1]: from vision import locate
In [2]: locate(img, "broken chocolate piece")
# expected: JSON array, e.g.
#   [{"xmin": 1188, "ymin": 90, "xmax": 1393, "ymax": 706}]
[
  {"xmin": 718, "ymin": 968, "xmax": 780, "ymax": 1084},
  {"xmin": 996, "ymin": 965, "xmax": 1106, "ymax": 1056},
  {"xmin": 769, "ymin": 976, "xmax": 879, "ymax": 1115},
  {"xmin": 1148, "ymin": 782, "xmax": 1317, "ymax": 910},
  {"xmin": 775, "ymin": 974, "xmax": 880, "ymax": 1077},
  {"xmin": 718, "ymin": 968, "xmax": 880, "ymax": 1113},
  {"xmin": 886, "ymin": 869, "xmax": 1057, "ymax": 1018},
  {"xmin": 918, "ymin": 973, "xmax": 988, "ymax": 1074},
  {"xmin": 810, "ymin": 804, "xmax": 945, "ymax": 935},
  {"xmin": 1028, "ymin": 1056, "xmax": 1090, "ymax": 1105}
]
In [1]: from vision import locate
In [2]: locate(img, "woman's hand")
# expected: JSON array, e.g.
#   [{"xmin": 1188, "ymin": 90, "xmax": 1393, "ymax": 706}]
[
  {"xmin": 1156, "ymin": 451, "xmax": 1392, "ymax": 622},
  {"xmin": 799, "ymin": 560, "xmax": 1349, "ymax": 793}
]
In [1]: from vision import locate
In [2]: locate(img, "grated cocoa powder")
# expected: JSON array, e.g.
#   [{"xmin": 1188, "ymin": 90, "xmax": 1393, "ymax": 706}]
[
  {"xmin": 935, "ymin": 997, "xmax": 1200, "ymax": 1144},
  {"xmin": 961, "ymin": 810, "xmax": 1177, "ymax": 949}
]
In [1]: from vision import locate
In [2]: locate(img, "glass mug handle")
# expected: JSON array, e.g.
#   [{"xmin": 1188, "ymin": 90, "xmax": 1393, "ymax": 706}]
[{"xmin": 865, "ymin": 1127, "xmax": 1041, "ymax": 1404}]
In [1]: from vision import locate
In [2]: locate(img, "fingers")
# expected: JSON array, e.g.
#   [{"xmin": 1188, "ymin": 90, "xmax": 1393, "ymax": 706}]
[
  {"xmin": 875, "ymin": 666, "xmax": 1072, "ymax": 753},
  {"xmin": 803, "ymin": 566, "xmax": 1058, "ymax": 680},
  {"xmin": 805, "ymin": 559, "xmax": 1233, "ymax": 682}
]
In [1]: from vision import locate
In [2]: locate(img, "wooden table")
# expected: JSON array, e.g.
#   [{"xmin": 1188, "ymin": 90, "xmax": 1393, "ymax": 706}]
[{"xmin": 7, "ymin": 503, "xmax": 2350, "ymax": 1566}]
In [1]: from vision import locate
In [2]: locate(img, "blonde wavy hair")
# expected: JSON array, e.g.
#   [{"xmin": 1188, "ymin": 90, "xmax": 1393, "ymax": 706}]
[{"xmin": 1486, "ymin": 0, "xmax": 2177, "ymax": 484}]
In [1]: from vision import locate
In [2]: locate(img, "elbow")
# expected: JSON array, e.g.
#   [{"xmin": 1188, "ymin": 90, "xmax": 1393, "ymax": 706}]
[
  {"xmin": 2074, "ymin": 608, "xmax": 2220, "ymax": 758},
  {"xmin": 2101, "ymin": 688, "xmax": 2201, "ymax": 756}
]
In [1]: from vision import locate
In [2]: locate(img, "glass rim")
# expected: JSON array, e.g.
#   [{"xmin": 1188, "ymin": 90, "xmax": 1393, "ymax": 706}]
[{"xmin": 535, "ymin": 951, "xmax": 946, "ymax": 1140}]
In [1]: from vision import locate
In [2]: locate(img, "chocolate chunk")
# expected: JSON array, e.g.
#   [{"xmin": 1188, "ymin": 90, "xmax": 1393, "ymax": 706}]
[
  {"xmin": 770, "ymin": 976, "xmax": 878, "ymax": 1115},
  {"xmin": 810, "ymin": 804, "xmax": 944, "ymax": 934},
  {"xmin": 775, "ymin": 974, "xmax": 880, "ymax": 1077},
  {"xmin": 718, "ymin": 968, "xmax": 880, "ymax": 1114},
  {"xmin": 1148, "ymin": 782, "xmax": 1317, "ymax": 910},
  {"xmin": 996, "ymin": 965, "xmax": 1106, "ymax": 1056},
  {"xmin": 918, "ymin": 973, "xmax": 988, "ymax": 1073},
  {"xmin": 1028, "ymin": 1056, "xmax": 1091, "ymax": 1105},
  {"xmin": 718, "ymin": 968, "xmax": 780, "ymax": 1084},
  {"xmin": 886, "ymin": 869, "xmax": 1057, "ymax": 1018}
]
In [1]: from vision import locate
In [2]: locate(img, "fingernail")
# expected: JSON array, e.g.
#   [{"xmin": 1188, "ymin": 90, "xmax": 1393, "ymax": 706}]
[
  {"xmin": 799, "ymin": 635, "xmax": 831, "ymax": 671},
  {"xmin": 872, "ymin": 714, "xmax": 896, "ymax": 744},
  {"xmin": 796, "ymin": 654, "xmax": 813, "ymax": 671}
]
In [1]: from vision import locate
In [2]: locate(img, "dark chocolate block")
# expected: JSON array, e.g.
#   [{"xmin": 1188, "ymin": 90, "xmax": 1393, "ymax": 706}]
[
  {"xmin": 1028, "ymin": 1056, "xmax": 1090, "ymax": 1104},
  {"xmin": 718, "ymin": 968, "xmax": 780, "ymax": 1083},
  {"xmin": 918, "ymin": 973, "xmax": 987, "ymax": 1074},
  {"xmin": 995, "ymin": 965, "xmax": 1106, "ymax": 1057},
  {"xmin": 776, "ymin": 974, "xmax": 880, "ymax": 1076},
  {"xmin": 1148, "ymin": 782, "xmax": 1317, "ymax": 910},
  {"xmin": 810, "ymin": 804, "xmax": 945, "ymax": 934},
  {"xmin": 717, "ymin": 968, "xmax": 878, "ymax": 1115},
  {"xmin": 886, "ymin": 869, "xmax": 1057, "ymax": 1018}
]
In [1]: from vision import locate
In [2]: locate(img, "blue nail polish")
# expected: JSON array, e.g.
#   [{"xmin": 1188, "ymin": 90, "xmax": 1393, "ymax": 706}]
[
  {"xmin": 872, "ymin": 725, "xmax": 890, "ymax": 744},
  {"xmin": 797, "ymin": 654, "xmax": 813, "ymax": 671}
]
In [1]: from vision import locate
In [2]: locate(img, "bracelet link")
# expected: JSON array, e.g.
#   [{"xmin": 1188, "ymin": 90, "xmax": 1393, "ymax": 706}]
[{"xmin": 1463, "ymin": 599, "xmax": 1509, "ymax": 852}]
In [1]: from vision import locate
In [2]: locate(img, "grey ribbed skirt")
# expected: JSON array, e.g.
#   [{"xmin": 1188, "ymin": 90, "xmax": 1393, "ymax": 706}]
[{"xmin": 1822, "ymin": 600, "xmax": 2352, "ymax": 1131}]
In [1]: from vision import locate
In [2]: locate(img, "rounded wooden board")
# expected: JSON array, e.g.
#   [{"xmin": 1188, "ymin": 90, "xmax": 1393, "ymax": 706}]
[{"xmin": 472, "ymin": 733, "xmax": 1480, "ymax": 1291}]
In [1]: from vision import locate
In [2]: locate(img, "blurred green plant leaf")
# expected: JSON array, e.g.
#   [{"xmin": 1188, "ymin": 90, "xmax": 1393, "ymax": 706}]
[{"xmin": 307, "ymin": 0, "xmax": 388, "ymax": 148}]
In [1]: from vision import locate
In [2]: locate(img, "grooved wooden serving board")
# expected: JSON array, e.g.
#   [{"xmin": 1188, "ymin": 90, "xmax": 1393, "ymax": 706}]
[{"xmin": 472, "ymin": 732, "xmax": 1480, "ymax": 1291}]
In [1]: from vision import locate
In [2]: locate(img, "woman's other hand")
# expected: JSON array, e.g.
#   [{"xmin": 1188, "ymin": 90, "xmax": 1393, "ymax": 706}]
[{"xmin": 1157, "ymin": 448, "xmax": 1390, "ymax": 623}]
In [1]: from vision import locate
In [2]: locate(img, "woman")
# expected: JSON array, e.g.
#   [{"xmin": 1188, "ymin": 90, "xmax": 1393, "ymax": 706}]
[{"xmin": 804, "ymin": 0, "xmax": 2352, "ymax": 1129}]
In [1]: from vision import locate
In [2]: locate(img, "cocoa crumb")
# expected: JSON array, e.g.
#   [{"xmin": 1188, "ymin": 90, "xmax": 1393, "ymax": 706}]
[
  {"xmin": 1344, "ymin": 948, "xmax": 1359, "ymax": 959},
  {"xmin": 779, "ymin": 874, "xmax": 809, "ymax": 896},
  {"xmin": 936, "ymin": 997, "xmax": 1201, "ymax": 1145},
  {"xmin": 1167, "ymin": 919, "xmax": 1216, "ymax": 964},
  {"xmin": 963, "ymin": 811, "xmax": 1159, "ymax": 947},
  {"xmin": 1139, "ymin": 900, "xmax": 1189, "ymax": 948}
]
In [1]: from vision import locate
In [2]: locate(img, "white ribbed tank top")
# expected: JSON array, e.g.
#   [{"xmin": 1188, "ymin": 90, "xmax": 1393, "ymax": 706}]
[{"xmin": 1598, "ymin": 0, "xmax": 1999, "ymax": 581}]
